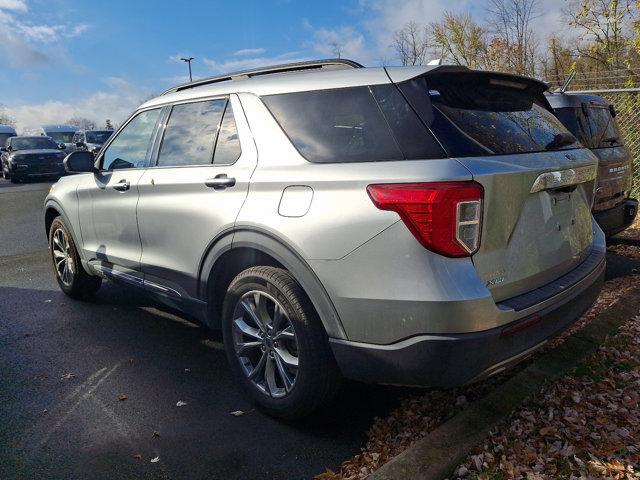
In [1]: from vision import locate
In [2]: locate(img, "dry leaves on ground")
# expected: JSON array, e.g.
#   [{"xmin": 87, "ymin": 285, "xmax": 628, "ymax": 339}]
[
  {"xmin": 316, "ymin": 268, "xmax": 640, "ymax": 479},
  {"xmin": 608, "ymin": 244, "xmax": 640, "ymax": 259},
  {"xmin": 453, "ymin": 307, "xmax": 640, "ymax": 479}
]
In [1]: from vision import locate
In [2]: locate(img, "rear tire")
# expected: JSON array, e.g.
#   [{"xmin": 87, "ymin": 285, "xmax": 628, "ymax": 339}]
[
  {"xmin": 49, "ymin": 217, "xmax": 102, "ymax": 299},
  {"xmin": 222, "ymin": 266, "xmax": 341, "ymax": 419}
]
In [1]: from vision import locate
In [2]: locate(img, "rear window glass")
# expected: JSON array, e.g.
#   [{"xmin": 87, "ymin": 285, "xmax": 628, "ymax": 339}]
[
  {"xmin": 554, "ymin": 106, "xmax": 622, "ymax": 148},
  {"xmin": 262, "ymin": 86, "xmax": 444, "ymax": 163},
  {"xmin": 407, "ymin": 75, "xmax": 580, "ymax": 157}
]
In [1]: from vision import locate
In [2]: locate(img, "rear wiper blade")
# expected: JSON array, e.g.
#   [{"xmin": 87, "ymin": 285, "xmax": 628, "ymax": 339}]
[{"xmin": 545, "ymin": 132, "xmax": 576, "ymax": 151}]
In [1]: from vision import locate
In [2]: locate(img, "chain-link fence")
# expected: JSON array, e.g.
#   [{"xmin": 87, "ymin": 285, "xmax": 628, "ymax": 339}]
[
  {"xmin": 568, "ymin": 87, "xmax": 640, "ymax": 197},
  {"xmin": 545, "ymin": 70, "xmax": 640, "ymax": 198}
]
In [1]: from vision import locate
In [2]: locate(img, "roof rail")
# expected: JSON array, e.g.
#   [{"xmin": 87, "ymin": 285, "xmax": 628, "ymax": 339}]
[{"xmin": 161, "ymin": 58, "xmax": 363, "ymax": 96}]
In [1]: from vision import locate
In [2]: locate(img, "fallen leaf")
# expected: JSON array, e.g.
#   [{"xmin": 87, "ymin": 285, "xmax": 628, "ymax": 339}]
[
  {"xmin": 176, "ymin": 400, "xmax": 187, "ymax": 407},
  {"xmin": 230, "ymin": 410, "xmax": 245, "ymax": 417},
  {"xmin": 132, "ymin": 454, "xmax": 142, "ymax": 460},
  {"xmin": 61, "ymin": 373, "xmax": 75, "ymax": 380},
  {"xmin": 152, "ymin": 431, "xmax": 160, "ymax": 438},
  {"xmin": 118, "ymin": 394, "xmax": 128, "ymax": 401},
  {"xmin": 184, "ymin": 368, "xmax": 191, "ymax": 373},
  {"xmin": 150, "ymin": 456, "xmax": 159, "ymax": 463}
]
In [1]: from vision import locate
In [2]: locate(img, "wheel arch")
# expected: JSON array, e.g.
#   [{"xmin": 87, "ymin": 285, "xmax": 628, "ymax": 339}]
[
  {"xmin": 199, "ymin": 227, "xmax": 347, "ymax": 340},
  {"xmin": 44, "ymin": 200, "xmax": 86, "ymax": 264}
]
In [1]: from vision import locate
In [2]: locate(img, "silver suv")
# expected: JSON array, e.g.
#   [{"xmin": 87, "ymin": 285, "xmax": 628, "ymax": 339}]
[{"xmin": 45, "ymin": 60, "xmax": 606, "ymax": 418}]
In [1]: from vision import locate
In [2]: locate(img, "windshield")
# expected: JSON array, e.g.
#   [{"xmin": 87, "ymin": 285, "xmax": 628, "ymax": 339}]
[
  {"xmin": 0, "ymin": 133, "xmax": 15, "ymax": 147},
  {"xmin": 411, "ymin": 74, "xmax": 580, "ymax": 157},
  {"xmin": 86, "ymin": 130, "xmax": 113, "ymax": 144},
  {"xmin": 11, "ymin": 137, "xmax": 60, "ymax": 150},
  {"xmin": 554, "ymin": 106, "xmax": 622, "ymax": 149},
  {"xmin": 47, "ymin": 132, "xmax": 75, "ymax": 143}
]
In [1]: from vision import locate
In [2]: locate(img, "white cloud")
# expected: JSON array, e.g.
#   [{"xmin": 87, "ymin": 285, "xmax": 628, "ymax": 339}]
[
  {"xmin": 8, "ymin": 78, "xmax": 152, "ymax": 131},
  {"xmin": 203, "ymin": 51, "xmax": 309, "ymax": 74},
  {"xmin": 0, "ymin": 1, "xmax": 89, "ymax": 67},
  {"xmin": 304, "ymin": 21, "xmax": 370, "ymax": 63},
  {"xmin": 0, "ymin": 0, "xmax": 27, "ymax": 12},
  {"xmin": 233, "ymin": 48, "xmax": 266, "ymax": 57}
]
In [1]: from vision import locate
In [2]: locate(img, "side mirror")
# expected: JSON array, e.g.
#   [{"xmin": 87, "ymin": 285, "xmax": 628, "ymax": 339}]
[
  {"xmin": 76, "ymin": 141, "xmax": 85, "ymax": 148},
  {"xmin": 609, "ymin": 104, "xmax": 617, "ymax": 118},
  {"xmin": 58, "ymin": 143, "xmax": 66, "ymax": 150},
  {"xmin": 64, "ymin": 151, "xmax": 97, "ymax": 173}
]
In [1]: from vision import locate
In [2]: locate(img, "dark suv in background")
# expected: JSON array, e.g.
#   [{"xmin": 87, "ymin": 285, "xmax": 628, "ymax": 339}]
[
  {"xmin": 546, "ymin": 92, "xmax": 637, "ymax": 236},
  {"xmin": 1, "ymin": 136, "xmax": 67, "ymax": 183},
  {"xmin": 71, "ymin": 129, "xmax": 114, "ymax": 155}
]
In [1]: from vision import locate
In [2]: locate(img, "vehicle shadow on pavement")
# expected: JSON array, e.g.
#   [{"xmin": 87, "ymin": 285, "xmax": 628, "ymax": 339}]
[{"xmin": 1, "ymin": 282, "xmax": 417, "ymax": 480}]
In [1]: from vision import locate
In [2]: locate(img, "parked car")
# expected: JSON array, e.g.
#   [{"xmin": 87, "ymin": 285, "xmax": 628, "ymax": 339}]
[
  {"xmin": 23, "ymin": 125, "xmax": 77, "ymax": 150},
  {"xmin": 0, "ymin": 124, "xmax": 17, "ymax": 149},
  {"xmin": 45, "ymin": 60, "xmax": 605, "ymax": 418},
  {"xmin": 2, "ymin": 136, "xmax": 67, "ymax": 183},
  {"xmin": 546, "ymin": 92, "xmax": 637, "ymax": 237},
  {"xmin": 70, "ymin": 129, "xmax": 114, "ymax": 155}
]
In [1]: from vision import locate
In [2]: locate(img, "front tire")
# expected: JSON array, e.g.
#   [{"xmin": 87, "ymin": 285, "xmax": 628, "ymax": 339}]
[
  {"xmin": 222, "ymin": 266, "xmax": 341, "ymax": 419},
  {"xmin": 49, "ymin": 217, "xmax": 101, "ymax": 299}
]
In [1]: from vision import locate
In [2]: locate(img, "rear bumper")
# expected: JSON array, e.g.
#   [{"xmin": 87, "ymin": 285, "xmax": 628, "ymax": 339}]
[
  {"xmin": 330, "ymin": 251, "xmax": 605, "ymax": 388},
  {"xmin": 594, "ymin": 198, "xmax": 638, "ymax": 237}
]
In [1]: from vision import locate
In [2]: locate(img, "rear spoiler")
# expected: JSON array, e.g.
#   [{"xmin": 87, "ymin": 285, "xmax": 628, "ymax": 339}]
[{"xmin": 384, "ymin": 65, "xmax": 551, "ymax": 127}]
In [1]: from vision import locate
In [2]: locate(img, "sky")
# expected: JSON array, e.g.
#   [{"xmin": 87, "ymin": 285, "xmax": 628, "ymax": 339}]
[{"xmin": 0, "ymin": 0, "xmax": 566, "ymax": 130}]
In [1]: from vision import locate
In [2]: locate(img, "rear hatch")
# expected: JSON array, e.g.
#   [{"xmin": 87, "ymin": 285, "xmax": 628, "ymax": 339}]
[
  {"xmin": 551, "ymin": 97, "xmax": 632, "ymax": 212},
  {"xmin": 394, "ymin": 69, "xmax": 599, "ymax": 301}
]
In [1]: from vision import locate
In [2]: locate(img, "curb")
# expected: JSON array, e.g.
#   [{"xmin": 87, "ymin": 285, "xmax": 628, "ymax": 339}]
[{"xmin": 369, "ymin": 287, "xmax": 640, "ymax": 480}]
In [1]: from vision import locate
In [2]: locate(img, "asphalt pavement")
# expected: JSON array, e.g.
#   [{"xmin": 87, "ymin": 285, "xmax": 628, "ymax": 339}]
[
  {"xmin": 1, "ymin": 178, "xmax": 638, "ymax": 480},
  {"xmin": 0, "ymin": 179, "xmax": 407, "ymax": 480}
]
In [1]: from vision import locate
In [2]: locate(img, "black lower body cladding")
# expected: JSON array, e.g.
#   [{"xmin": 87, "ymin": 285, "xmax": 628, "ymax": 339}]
[{"xmin": 330, "ymin": 256, "xmax": 606, "ymax": 388}]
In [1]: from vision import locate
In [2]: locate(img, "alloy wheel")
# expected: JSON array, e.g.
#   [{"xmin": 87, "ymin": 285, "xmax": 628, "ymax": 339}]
[
  {"xmin": 52, "ymin": 228, "xmax": 75, "ymax": 286},
  {"xmin": 231, "ymin": 290, "xmax": 299, "ymax": 398}
]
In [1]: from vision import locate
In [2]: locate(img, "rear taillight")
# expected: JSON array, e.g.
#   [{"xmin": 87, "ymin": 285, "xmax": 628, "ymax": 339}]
[{"xmin": 367, "ymin": 181, "xmax": 483, "ymax": 257}]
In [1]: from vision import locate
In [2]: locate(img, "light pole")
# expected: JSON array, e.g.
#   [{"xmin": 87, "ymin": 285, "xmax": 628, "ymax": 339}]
[{"xmin": 181, "ymin": 57, "xmax": 194, "ymax": 82}]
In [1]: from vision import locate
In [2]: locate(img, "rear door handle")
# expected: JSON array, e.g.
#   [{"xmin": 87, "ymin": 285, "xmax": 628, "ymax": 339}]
[
  {"xmin": 205, "ymin": 174, "xmax": 236, "ymax": 190},
  {"xmin": 113, "ymin": 179, "xmax": 130, "ymax": 192}
]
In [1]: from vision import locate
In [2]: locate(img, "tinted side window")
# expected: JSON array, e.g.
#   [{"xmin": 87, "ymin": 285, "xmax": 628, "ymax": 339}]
[
  {"xmin": 262, "ymin": 87, "xmax": 404, "ymax": 163},
  {"xmin": 157, "ymin": 99, "xmax": 226, "ymax": 167},
  {"xmin": 370, "ymin": 84, "xmax": 445, "ymax": 159},
  {"xmin": 102, "ymin": 109, "xmax": 161, "ymax": 170},
  {"xmin": 213, "ymin": 104, "xmax": 242, "ymax": 164}
]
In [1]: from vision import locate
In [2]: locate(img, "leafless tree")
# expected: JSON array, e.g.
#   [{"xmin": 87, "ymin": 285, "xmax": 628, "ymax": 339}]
[
  {"xmin": 0, "ymin": 104, "xmax": 16, "ymax": 127},
  {"xmin": 330, "ymin": 41, "xmax": 343, "ymax": 59},
  {"xmin": 486, "ymin": 0, "xmax": 540, "ymax": 75},
  {"xmin": 393, "ymin": 21, "xmax": 429, "ymax": 65},
  {"xmin": 66, "ymin": 117, "xmax": 96, "ymax": 130}
]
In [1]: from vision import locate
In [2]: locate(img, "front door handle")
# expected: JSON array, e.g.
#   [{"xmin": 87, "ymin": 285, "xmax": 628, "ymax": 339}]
[
  {"xmin": 113, "ymin": 179, "xmax": 130, "ymax": 192},
  {"xmin": 205, "ymin": 174, "xmax": 236, "ymax": 190}
]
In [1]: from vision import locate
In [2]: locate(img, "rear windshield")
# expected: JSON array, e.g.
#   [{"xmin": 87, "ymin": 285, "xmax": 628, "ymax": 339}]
[
  {"xmin": 554, "ymin": 106, "xmax": 622, "ymax": 149},
  {"xmin": 416, "ymin": 75, "xmax": 581, "ymax": 156},
  {"xmin": 262, "ymin": 85, "xmax": 445, "ymax": 163},
  {"xmin": 11, "ymin": 137, "xmax": 59, "ymax": 150},
  {"xmin": 47, "ymin": 132, "xmax": 74, "ymax": 143}
]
